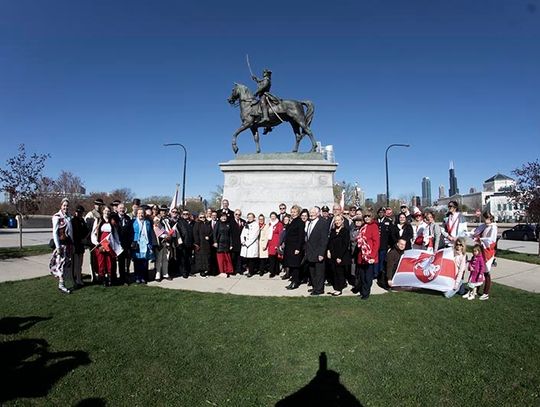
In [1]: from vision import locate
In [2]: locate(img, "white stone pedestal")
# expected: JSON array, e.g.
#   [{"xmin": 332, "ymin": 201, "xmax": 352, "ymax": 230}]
[{"xmin": 219, "ymin": 153, "xmax": 338, "ymax": 216}]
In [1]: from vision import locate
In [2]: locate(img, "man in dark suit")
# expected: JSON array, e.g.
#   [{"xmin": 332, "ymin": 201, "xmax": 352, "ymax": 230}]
[
  {"xmin": 175, "ymin": 209, "xmax": 194, "ymax": 278},
  {"xmin": 304, "ymin": 207, "xmax": 330, "ymax": 296},
  {"xmin": 216, "ymin": 199, "xmax": 234, "ymax": 223},
  {"xmin": 277, "ymin": 203, "xmax": 289, "ymax": 222},
  {"xmin": 116, "ymin": 202, "xmax": 133, "ymax": 285},
  {"xmin": 230, "ymin": 209, "xmax": 245, "ymax": 274}
]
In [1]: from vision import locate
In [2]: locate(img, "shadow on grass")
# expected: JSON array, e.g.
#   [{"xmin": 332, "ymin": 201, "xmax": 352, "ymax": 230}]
[
  {"xmin": 0, "ymin": 316, "xmax": 52, "ymax": 334},
  {"xmin": 0, "ymin": 316, "xmax": 91, "ymax": 404},
  {"xmin": 75, "ymin": 397, "xmax": 107, "ymax": 406},
  {"xmin": 276, "ymin": 352, "xmax": 363, "ymax": 407}
]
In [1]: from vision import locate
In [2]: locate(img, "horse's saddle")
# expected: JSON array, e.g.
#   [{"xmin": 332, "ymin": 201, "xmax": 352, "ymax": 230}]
[{"xmin": 251, "ymin": 93, "xmax": 280, "ymax": 118}]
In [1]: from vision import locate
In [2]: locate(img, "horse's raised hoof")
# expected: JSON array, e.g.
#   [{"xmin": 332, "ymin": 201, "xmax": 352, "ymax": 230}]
[{"xmin": 232, "ymin": 144, "xmax": 239, "ymax": 154}]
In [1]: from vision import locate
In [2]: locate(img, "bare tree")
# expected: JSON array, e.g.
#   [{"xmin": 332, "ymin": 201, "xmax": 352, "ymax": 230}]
[
  {"xmin": 54, "ymin": 171, "xmax": 84, "ymax": 195},
  {"xmin": 36, "ymin": 176, "xmax": 58, "ymax": 215},
  {"xmin": 0, "ymin": 144, "xmax": 50, "ymax": 247},
  {"xmin": 333, "ymin": 181, "xmax": 358, "ymax": 207},
  {"xmin": 109, "ymin": 188, "xmax": 134, "ymax": 204},
  {"xmin": 209, "ymin": 185, "xmax": 223, "ymax": 210},
  {"xmin": 510, "ymin": 160, "xmax": 540, "ymax": 255}
]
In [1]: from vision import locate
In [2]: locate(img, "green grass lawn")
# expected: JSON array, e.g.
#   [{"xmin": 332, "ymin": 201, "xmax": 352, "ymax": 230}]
[
  {"xmin": 1, "ymin": 278, "xmax": 539, "ymax": 406},
  {"xmin": 496, "ymin": 249, "xmax": 540, "ymax": 265}
]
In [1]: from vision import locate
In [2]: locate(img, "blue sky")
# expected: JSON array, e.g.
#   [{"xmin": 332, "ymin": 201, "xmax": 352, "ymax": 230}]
[{"xmin": 1, "ymin": 0, "xmax": 539, "ymax": 203}]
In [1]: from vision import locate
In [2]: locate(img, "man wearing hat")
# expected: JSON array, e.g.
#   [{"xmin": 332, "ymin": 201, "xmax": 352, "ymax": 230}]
[
  {"xmin": 72, "ymin": 205, "xmax": 89, "ymax": 287},
  {"xmin": 321, "ymin": 205, "xmax": 331, "ymax": 220},
  {"xmin": 110, "ymin": 200, "xmax": 121, "ymax": 226},
  {"xmin": 84, "ymin": 198, "xmax": 104, "ymax": 282},
  {"xmin": 174, "ymin": 208, "xmax": 194, "ymax": 278}
]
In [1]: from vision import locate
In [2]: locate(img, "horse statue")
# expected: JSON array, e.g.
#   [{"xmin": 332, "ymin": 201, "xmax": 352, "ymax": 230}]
[{"xmin": 227, "ymin": 83, "xmax": 318, "ymax": 154}]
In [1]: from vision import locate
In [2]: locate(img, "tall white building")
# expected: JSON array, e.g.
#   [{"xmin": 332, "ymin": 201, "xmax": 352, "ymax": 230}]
[{"xmin": 438, "ymin": 185, "xmax": 446, "ymax": 199}]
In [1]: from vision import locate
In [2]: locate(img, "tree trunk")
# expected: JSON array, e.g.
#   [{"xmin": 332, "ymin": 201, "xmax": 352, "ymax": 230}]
[{"xmin": 17, "ymin": 214, "xmax": 23, "ymax": 249}]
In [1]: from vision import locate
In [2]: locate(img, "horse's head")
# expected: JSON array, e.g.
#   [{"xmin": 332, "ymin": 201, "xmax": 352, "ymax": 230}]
[
  {"xmin": 227, "ymin": 83, "xmax": 240, "ymax": 105},
  {"xmin": 227, "ymin": 83, "xmax": 252, "ymax": 106}
]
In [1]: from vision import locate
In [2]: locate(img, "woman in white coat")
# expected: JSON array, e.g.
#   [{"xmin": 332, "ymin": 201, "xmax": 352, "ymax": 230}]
[
  {"xmin": 257, "ymin": 214, "xmax": 269, "ymax": 276},
  {"xmin": 241, "ymin": 212, "xmax": 260, "ymax": 277}
]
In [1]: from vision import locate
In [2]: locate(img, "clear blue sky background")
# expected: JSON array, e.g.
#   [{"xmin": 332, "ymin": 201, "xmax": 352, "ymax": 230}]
[{"xmin": 1, "ymin": 0, "xmax": 539, "ymax": 204}]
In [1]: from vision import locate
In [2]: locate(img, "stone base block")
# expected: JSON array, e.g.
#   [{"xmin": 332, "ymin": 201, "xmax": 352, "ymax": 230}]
[{"xmin": 219, "ymin": 153, "xmax": 338, "ymax": 216}]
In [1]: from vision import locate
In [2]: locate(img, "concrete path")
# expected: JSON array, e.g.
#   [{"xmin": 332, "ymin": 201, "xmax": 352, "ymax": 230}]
[
  {"xmin": 0, "ymin": 253, "xmax": 538, "ymax": 295},
  {"xmin": 491, "ymin": 258, "xmax": 540, "ymax": 293},
  {"xmin": 0, "ymin": 229, "xmax": 51, "ymax": 248},
  {"xmin": 0, "ymin": 254, "xmax": 52, "ymax": 282}
]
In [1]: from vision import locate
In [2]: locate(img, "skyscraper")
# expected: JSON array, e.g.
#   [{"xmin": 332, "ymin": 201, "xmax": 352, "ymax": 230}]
[
  {"xmin": 449, "ymin": 161, "xmax": 459, "ymax": 197},
  {"xmin": 421, "ymin": 177, "xmax": 432, "ymax": 207},
  {"xmin": 438, "ymin": 185, "xmax": 446, "ymax": 199}
]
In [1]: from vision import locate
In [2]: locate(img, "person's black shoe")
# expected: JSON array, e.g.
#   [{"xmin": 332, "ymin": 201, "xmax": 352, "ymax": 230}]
[
  {"xmin": 281, "ymin": 272, "xmax": 290, "ymax": 280},
  {"xmin": 308, "ymin": 288, "xmax": 314, "ymax": 293},
  {"xmin": 182, "ymin": 274, "xmax": 188, "ymax": 279},
  {"xmin": 247, "ymin": 273, "xmax": 254, "ymax": 278},
  {"xmin": 286, "ymin": 283, "xmax": 299, "ymax": 290},
  {"xmin": 310, "ymin": 291, "xmax": 322, "ymax": 296},
  {"xmin": 360, "ymin": 295, "xmax": 369, "ymax": 300},
  {"xmin": 351, "ymin": 287, "xmax": 359, "ymax": 294}
]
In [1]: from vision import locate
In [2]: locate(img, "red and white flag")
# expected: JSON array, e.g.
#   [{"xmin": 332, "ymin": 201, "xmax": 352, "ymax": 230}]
[
  {"xmin": 108, "ymin": 232, "xmax": 124, "ymax": 257},
  {"xmin": 169, "ymin": 184, "xmax": 179, "ymax": 214},
  {"xmin": 392, "ymin": 248, "xmax": 457, "ymax": 292},
  {"xmin": 339, "ymin": 189, "xmax": 345, "ymax": 210}
]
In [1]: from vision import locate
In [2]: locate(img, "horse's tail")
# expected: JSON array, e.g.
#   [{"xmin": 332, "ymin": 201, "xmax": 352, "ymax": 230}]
[{"xmin": 301, "ymin": 101, "xmax": 314, "ymax": 134}]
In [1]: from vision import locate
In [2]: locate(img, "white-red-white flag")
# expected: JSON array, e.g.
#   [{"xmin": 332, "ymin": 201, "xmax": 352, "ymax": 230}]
[
  {"xmin": 392, "ymin": 248, "xmax": 457, "ymax": 292},
  {"xmin": 170, "ymin": 184, "xmax": 179, "ymax": 214},
  {"xmin": 107, "ymin": 232, "xmax": 124, "ymax": 257},
  {"xmin": 339, "ymin": 189, "xmax": 345, "ymax": 210}
]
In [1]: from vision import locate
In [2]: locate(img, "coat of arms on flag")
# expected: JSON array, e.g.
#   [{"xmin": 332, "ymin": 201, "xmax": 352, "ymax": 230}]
[{"xmin": 392, "ymin": 248, "xmax": 457, "ymax": 292}]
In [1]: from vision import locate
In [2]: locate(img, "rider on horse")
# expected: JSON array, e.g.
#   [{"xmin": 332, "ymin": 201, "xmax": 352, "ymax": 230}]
[{"xmin": 251, "ymin": 69, "xmax": 272, "ymax": 122}]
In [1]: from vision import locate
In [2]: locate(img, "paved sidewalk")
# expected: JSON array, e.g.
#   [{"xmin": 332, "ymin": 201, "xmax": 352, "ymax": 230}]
[
  {"xmin": 0, "ymin": 253, "xmax": 538, "ymax": 294},
  {"xmin": 491, "ymin": 258, "xmax": 540, "ymax": 293},
  {"xmin": 0, "ymin": 254, "xmax": 51, "ymax": 282}
]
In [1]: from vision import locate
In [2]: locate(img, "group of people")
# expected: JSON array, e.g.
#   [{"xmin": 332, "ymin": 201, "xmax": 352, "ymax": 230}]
[{"xmin": 50, "ymin": 197, "xmax": 496, "ymax": 301}]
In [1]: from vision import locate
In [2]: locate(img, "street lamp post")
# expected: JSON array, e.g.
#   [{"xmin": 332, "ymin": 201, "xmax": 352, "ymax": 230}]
[
  {"xmin": 163, "ymin": 143, "xmax": 187, "ymax": 209},
  {"xmin": 385, "ymin": 143, "xmax": 410, "ymax": 207}
]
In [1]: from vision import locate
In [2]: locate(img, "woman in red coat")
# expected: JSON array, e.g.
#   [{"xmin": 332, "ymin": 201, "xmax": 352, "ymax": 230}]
[
  {"xmin": 356, "ymin": 212, "xmax": 380, "ymax": 299},
  {"xmin": 266, "ymin": 211, "xmax": 284, "ymax": 277}
]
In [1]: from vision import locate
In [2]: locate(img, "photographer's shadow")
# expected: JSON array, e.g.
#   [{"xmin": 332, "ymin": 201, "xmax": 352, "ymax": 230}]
[
  {"xmin": 276, "ymin": 352, "xmax": 363, "ymax": 407},
  {"xmin": 0, "ymin": 316, "xmax": 91, "ymax": 403}
]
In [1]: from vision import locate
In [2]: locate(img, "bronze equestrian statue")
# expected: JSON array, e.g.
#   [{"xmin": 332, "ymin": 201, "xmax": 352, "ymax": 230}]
[{"xmin": 227, "ymin": 70, "xmax": 318, "ymax": 154}]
